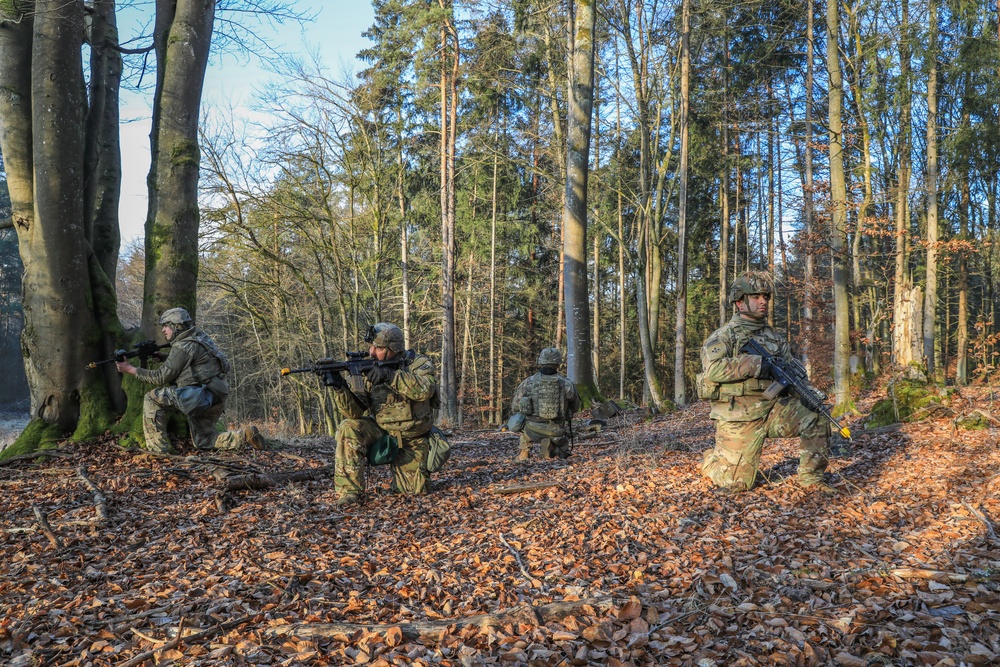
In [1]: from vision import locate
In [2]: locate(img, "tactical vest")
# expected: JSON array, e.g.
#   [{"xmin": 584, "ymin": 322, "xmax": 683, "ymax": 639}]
[
  {"xmin": 699, "ymin": 319, "xmax": 786, "ymax": 401},
  {"xmin": 532, "ymin": 374, "xmax": 565, "ymax": 420},
  {"xmin": 369, "ymin": 353, "xmax": 435, "ymax": 438},
  {"xmin": 185, "ymin": 330, "xmax": 231, "ymax": 382}
]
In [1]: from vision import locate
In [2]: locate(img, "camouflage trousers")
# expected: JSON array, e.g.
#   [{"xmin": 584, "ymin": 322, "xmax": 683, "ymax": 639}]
[
  {"xmin": 519, "ymin": 420, "xmax": 571, "ymax": 459},
  {"xmin": 334, "ymin": 417, "xmax": 430, "ymax": 498},
  {"xmin": 143, "ymin": 387, "xmax": 244, "ymax": 453},
  {"xmin": 702, "ymin": 395, "xmax": 830, "ymax": 489}
]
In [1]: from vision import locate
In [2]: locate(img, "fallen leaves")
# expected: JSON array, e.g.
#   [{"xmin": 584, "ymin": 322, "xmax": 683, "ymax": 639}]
[{"xmin": 1, "ymin": 398, "xmax": 999, "ymax": 665}]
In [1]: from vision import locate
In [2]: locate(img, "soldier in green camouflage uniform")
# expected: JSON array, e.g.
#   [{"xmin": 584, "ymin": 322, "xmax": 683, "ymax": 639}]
[
  {"xmin": 327, "ymin": 323, "xmax": 439, "ymax": 507},
  {"xmin": 509, "ymin": 348, "xmax": 580, "ymax": 461},
  {"xmin": 117, "ymin": 308, "xmax": 263, "ymax": 454},
  {"xmin": 697, "ymin": 273, "xmax": 836, "ymax": 494}
]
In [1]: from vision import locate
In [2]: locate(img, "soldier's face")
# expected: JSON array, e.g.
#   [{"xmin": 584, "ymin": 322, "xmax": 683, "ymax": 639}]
[
  {"xmin": 370, "ymin": 345, "xmax": 395, "ymax": 361},
  {"xmin": 162, "ymin": 325, "xmax": 176, "ymax": 341},
  {"xmin": 737, "ymin": 293, "xmax": 770, "ymax": 321}
]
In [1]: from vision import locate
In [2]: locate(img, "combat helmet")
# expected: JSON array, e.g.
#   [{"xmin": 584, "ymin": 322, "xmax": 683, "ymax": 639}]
[
  {"xmin": 366, "ymin": 322, "xmax": 406, "ymax": 353},
  {"xmin": 537, "ymin": 348, "xmax": 562, "ymax": 367},
  {"xmin": 728, "ymin": 271, "xmax": 773, "ymax": 305},
  {"xmin": 159, "ymin": 307, "xmax": 193, "ymax": 327}
]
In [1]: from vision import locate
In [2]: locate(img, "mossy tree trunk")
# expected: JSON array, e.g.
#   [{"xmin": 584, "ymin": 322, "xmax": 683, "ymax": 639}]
[
  {"xmin": 141, "ymin": 0, "xmax": 216, "ymax": 336},
  {"xmin": 0, "ymin": 0, "xmax": 123, "ymax": 457}
]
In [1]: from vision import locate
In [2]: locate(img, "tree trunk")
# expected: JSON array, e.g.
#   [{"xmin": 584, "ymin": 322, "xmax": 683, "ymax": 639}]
[
  {"xmin": 490, "ymin": 143, "xmax": 499, "ymax": 424},
  {"xmin": 84, "ymin": 0, "xmax": 123, "ymax": 284},
  {"xmin": 0, "ymin": 0, "xmax": 129, "ymax": 455},
  {"xmin": 803, "ymin": 0, "xmax": 816, "ymax": 370},
  {"xmin": 892, "ymin": 0, "xmax": 913, "ymax": 367},
  {"xmin": 563, "ymin": 0, "xmax": 597, "ymax": 399},
  {"xmin": 922, "ymin": 0, "xmax": 939, "ymax": 376},
  {"xmin": 142, "ymin": 0, "xmax": 216, "ymax": 334},
  {"xmin": 956, "ymin": 70, "xmax": 971, "ymax": 386},
  {"xmin": 719, "ymin": 12, "xmax": 730, "ymax": 328},
  {"xmin": 673, "ymin": 0, "xmax": 691, "ymax": 406},
  {"xmin": 438, "ymin": 6, "xmax": 460, "ymax": 423},
  {"xmin": 398, "ymin": 129, "xmax": 411, "ymax": 348},
  {"xmin": 827, "ymin": 0, "xmax": 853, "ymax": 412}
]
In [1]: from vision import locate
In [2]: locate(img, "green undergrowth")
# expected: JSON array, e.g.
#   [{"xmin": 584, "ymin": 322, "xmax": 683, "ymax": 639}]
[
  {"xmin": 955, "ymin": 412, "xmax": 990, "ymax": 431},
  {"xmin": 866, "ymin": 380, "xmax": 944, "ymax": 428}
]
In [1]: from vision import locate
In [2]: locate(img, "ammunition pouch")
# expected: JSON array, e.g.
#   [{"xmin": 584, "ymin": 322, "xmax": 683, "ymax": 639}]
[{"xmin": 715, "ymin": 377, "xmax": 772, "ymax": 398}]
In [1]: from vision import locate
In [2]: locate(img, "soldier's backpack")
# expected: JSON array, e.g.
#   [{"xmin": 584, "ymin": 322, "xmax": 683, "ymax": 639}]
[
  {"xmin": 426, "ymin": 427, "xmax": 451, "ymax": 472},
  {"xmin": 532, "ymin": 374, "xmax": 566, "ymax": 420}
]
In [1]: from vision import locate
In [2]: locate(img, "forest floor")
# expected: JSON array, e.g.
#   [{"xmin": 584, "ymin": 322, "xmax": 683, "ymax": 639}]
[{"xmin": 2, "ymin": 386, "xmax": 1000, "ymax": 667}]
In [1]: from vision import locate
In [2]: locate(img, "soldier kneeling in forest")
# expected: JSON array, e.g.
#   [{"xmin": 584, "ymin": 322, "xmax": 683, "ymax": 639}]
[
  {"xmin": 508, "ymin": 348, "xmax": 580, "ymax": 461},
  {"xmin": 116, "ymin": 307, "xmax": 264, "ymax": 454},
  {"xmin": 698, "ymin": 272, "xmax": 836, "ymax": 495},
  {"xmin": 326, "ymin": 323, "xmax": 439, "ymax": 508}
]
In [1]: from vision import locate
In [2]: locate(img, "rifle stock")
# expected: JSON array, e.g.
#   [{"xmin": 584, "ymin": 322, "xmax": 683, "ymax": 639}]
[{"xmin": 740, "ymin": 339, "xmax": 852, "ymax": 440}]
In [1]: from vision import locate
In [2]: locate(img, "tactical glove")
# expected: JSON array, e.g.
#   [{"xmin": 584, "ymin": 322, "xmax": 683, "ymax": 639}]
[
  {"xmin": 323, "ymin": 370, "xmax": 346, "ymax": 389},
  {"xmin": 366, "ymin": 364, "xmax": 395, "ymax": 385},
  {"xmin": 757, "ymin": 355, "xmax": 772, "ymax": 380}
]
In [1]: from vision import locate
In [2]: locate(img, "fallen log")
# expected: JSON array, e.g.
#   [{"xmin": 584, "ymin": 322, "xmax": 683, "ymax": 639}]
[
  {"xmin": 77, "ymin": 465, "xmax": 110, "ymax": 524},
  {"xmin": 119, "ymin": 615, "xmax": 254, "ymax": 667},
  {"xmin": 267, "ymin": 596, "xmax": 614, "ymax": 642},
  {"xmin": 32, "ymin": 504, "xmax": 63, "ymax": 550},
  {"xmin": 859, "ymin": 423, "xmax": 903, "ymax": 436},
  {"xmin": 0, "ymin": 448, "xmax": 71, "ymax": 467},
  {"xmin": 962, "ymin": 501, "xmax": 998, "ymax": 540},
  {"xmin": 222, "ymin": 465, "xmax": 336, "ymax": 493},
  {"xmin": 889, "ymin": 568, "xmax": 969, "ymax": 583},
  {"xmin": 493, "ymin": 482, "xmax": 562, "ymax": 495}
]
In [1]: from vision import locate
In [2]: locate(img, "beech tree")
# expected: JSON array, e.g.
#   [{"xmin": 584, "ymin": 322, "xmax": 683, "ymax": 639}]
[
  {"xmin": 563, "ymin": 0, "xmax": 598, "ymax": 400},
  {"xmin": 0, "ymin": 0, "xmax": 303, "ymax": 456},
  {"xmin": 0, "ymin": 0, "xmax": 124, "ymax": 450}
]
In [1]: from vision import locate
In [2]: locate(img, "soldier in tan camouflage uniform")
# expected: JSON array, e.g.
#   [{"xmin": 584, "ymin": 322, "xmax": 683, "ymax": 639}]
[
  {"xmin": 509, "ymin": 348, "xmax": 580, "ymax": 461},
  {"xmin": 116, "ymin": 307, "xmax": 263, "ymax": 454},
  {"xmin": 327, "ymin": 323, "xmax": 439, "ymax": 507},
  {"xmin": 697, "ymin": 273, "xmax": 836, "ymax": 494}
]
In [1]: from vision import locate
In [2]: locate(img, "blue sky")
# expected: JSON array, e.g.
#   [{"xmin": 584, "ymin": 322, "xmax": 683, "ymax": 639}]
[{"xmin": 118, "ymin": 1, "xmax": 375, "ymax": 243}]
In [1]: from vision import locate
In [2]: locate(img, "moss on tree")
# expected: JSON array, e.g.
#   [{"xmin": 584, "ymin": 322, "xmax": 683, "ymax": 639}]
[
  {"xmin": 71, "ymin": 379, "xmax": 117, "ymax": 441},
  {"xmin": 575, "ymin": 382, "xmax": 606, "ymax": 410},
  {"xmin": 113, "ymin": 374, "xmax": 150, "ymax": 447},
  {"xmin": 169, "ymin": 141, "xmax": 199, "ymax": 167},
  {"xmin": 0, "ymin": 419, "xmax": 65, "ymax": 462}
]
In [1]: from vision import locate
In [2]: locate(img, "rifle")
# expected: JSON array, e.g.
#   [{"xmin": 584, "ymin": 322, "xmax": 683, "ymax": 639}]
[
  {"xmin": 86, "ymin": 340, "xmax": 170, "ymax": 370},
  {"xmin": 566, "ymin": 412, "xmax": 575, "ymax": 455},
  {"xmin": 280, "ymin": 350, "xmax": 414, "ymax": 393},
  {"xmin": 740, "ymin": 339, "xmax": 852, "ymax": 440}
]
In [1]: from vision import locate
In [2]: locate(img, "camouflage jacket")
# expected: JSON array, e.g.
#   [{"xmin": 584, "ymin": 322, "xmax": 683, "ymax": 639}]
[
  {"xmin": 700, "ymin": 315, "xmax": 792, "ymax": 422},
  {"xmin": 511, "ymin": 371, "xmax": 580, "ymax": 425},
  {"xmin": 333, "ymin": 352, "xmax": 438, "ymax": 439},
  {"xmin": 134, "ymin": 327, "xmax": 230, "ymax": 397}
]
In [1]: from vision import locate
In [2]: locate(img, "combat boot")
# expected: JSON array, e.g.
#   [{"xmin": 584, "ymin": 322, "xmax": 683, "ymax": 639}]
[
  {"xmin": 712, "ymin": 480, "xmax": 749, "ymax": 496},
  {"xmin": 515, "ymin": 449, "xmax": 530, "ymax": 462},
  {"xmin": 800, "ymin": 480, "xmax": 839, "ymax": 495},
  {"xmin": 243, "ymin": 426, "xmax": 266, "ymax": 450}
]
